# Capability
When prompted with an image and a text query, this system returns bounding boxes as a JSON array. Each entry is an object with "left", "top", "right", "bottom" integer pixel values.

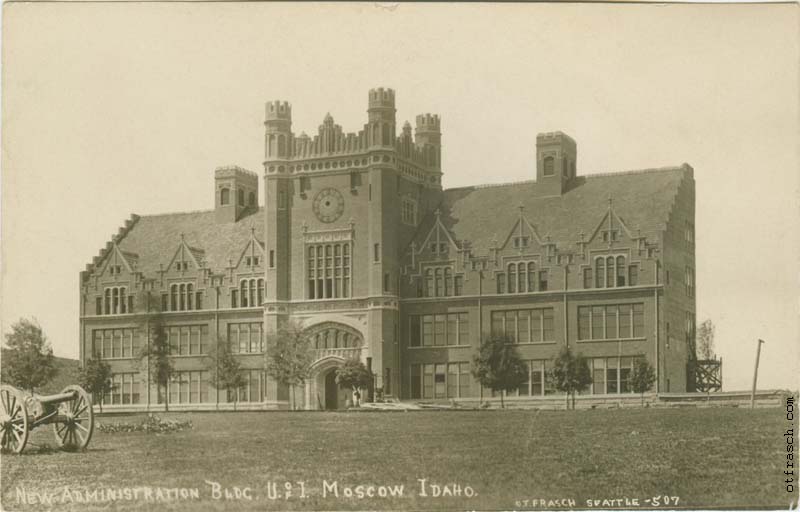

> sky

[{"left": 2, "top": 2, "right": 798, "bottom": 392}]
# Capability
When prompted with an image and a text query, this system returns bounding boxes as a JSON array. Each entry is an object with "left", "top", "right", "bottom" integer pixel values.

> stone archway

[{"left": 302, "top": 321, "right": 365, "bottom": 410}]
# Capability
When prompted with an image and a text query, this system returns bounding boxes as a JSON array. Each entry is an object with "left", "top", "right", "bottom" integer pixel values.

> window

[
  {"left": 227, "top": 370, "right": 267, "bottom": 403},
  {"left": 383, "top": 273, "right": 391, "bottom": 293},
  {"left": 166, "top": 325, "right": 208, "bottom": 355},
  {"left": 220, "top": 188, "right": 230, "bottom": 205},
  {"left": 307, "top": 243, "right": 350, "bottom": 299},
  {"left": 409, "top": 362, "right": 471, "bottom": 399},
  {"left": 685, "top": 311, "right": 696, "bottom": 350},
  {"left": 490, "top": 308, "right": 554, "bottom": 343},
  {"left": 92, "top": 328, "right": 140, "bottom": 359},
  {"left": 589, "top": 357, "right": 640, "bottom": 394},
  {"left": 167, "top": 283, "right": 200, "bottom": 311},
  {"left": 248, "top": 192, "right": 256, "bottom": 206},
  {"left": 374, "top": 243, "right": 380, "bottom": 262},
  {"left": 409, "top": 313, "right": 469, "bottom": 347},
  {"left": 685, "top": 266, "right": 695, "bottom": 298},
  {"left": 629, "top": 265, "right": 639, "bottom": 286},
  {"left": 577, "top": 303, "right": 645, "bottom": 340},
  {"left": 269, "top": 250, "right": 275, "bottom": 268},
  {"left": 401, "top": 198, "right": 418, "bottom": 226},
  {"left": 593, "top": 255, "right": 629, "bottom": 288},
  {"left": 101, "top": 373, "right": 141, "bottom": 405},
  {"left": 538, "top": 270, "right": 548, "bottom": 291},
  {"left": 423, "top": 266, "right": 460, "bottom": 297},
  {"left": 169, "top": 371, "right": 210, "bottom": 404},
  {"left": 228, "top": 322, "right": 265, "bottom": 354},
  {"left": 583, "top": 268, "right": 593, "bottom": 289},
  {"left": 233, "top": 278, "right": 264, "bottom": 307},
  {"left": 685, "top": 221, "right": 695, "bottom": 246},
  {"left": 238, "top": 189, "right": 245, "bottom": 206},
  {"left": 507, "top": 360, "right": 554, "bottom": 397},
  {"left": 513, "top": 236, "right": 529, "bottom": 248},
  {"left": 543, "top": 156, "right": 555, "bottom": 176},
  {"left": 496, "top": 273, "right": 506, "bottom": 294},
  {"left": 278, "top": 191, "right": 287, "bottom": 209},
  {"left": 100, "top": 286, "right": 129, "bottom": 315}
]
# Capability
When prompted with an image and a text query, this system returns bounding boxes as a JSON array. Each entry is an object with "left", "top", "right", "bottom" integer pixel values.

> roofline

[{"left": 443, "top": 164, "right": 691, "bottom": 193}]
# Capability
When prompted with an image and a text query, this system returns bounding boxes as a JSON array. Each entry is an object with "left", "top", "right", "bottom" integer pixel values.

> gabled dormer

[
  {"left": 499, "top": 207, "right": 546, "bottom": 254},
  {"left": 165, "top": 236, "right": 205, "bottom": 275},
  {"left": 233, "top": 230, "right": 266, "bottom": 273},
  {"left": 417, "top": 209, "right": 459, "bottom": 261}
]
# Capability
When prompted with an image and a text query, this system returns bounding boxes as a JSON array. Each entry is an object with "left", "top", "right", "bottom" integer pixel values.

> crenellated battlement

[
  {"left": 415, "top": 113, "right": 441, "bottom": 132},
  {"left": 368, "top": 88, "right": 395, "bottom": 109},
  {"left": 265, "top": 101, "right": 292, "bottom": 121}
]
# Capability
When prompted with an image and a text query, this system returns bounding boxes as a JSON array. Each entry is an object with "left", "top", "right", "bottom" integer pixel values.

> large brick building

[{"left": 79, "top": 88, "right": 696, "bottom": 410}]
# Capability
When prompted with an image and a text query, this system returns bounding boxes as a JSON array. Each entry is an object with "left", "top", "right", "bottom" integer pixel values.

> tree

[
  {"left": 265, "top": 320, "right": 313, "bottom": 411},
  {"left": 2, "top": 318, "right": 58, "bottom": 394},
  {"left": 471, "top": 332, "right": 529, "bottom": 408},
  {"left": 548, "top": 347, "right": 592, "bottom": 410},
  {"left": 335, "top": 359, "right": 373, "bottom": 408},
  {"left": 696, "top": 319, "right": 715, "bottom": 360},
  {"left": 135, "top": 291, "right": 174, "bottom": 411},
  {"left": 206, "top": 336, "right": 246, "bottom": 410},
  {"left": 78, "top": 358, "right": 113, "bottom": 412},
  {"left": 630, "top": 357, "right": 656, "bottom": 406}
]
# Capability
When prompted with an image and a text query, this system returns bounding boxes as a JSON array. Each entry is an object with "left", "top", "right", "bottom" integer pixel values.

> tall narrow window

[
  {"left": 527, "top": 262, "right": 536, "bottom": 292},
  {"left": 616, "top": 256, "right": 626, "bottom": 286},
  {"left": 518, "top": 263, "right": 526, "bottom": 293},
  {"left": 497, "top": 273, "right": 506, "bottom": 294},
  {"left": 373, "top": 243, "right": 380, "bottom": 262},
  {"left": 220, "top": 188, "right": 230, "bottom": 205},
  {"left": 425, "top": 269, "right": 434, "bottom": 298},
  {"left": 434, "top": 268, "right": 443, "bottom": 297},
  {"left": 606, "top": 256, "right": 614, "bottom": 289},
  {"left": 508, "top": 264, "right": 516, "bottom": 293},
  {"left": 629, "top": 265, "right": 639, "bottom": 286},
  {"left": 444, "top": 268, "right": 452, "bottom": 296},
  {"left": 539, "top": 270, "right": 548, "bottom": 291},
  {"left": 596, "top": 258, "right": 605, "bottom": 288},
  {"left": 543, "top": 156, "right": 555, "bottom": 176},
  {"left": 454, "top": 276, "right": 464, "bottom": 296},
  {"left": 583, "top": 268, "right": 593, "bottom": 289},
  {"left": 170, "top": 284, "right": 178, "bottom": 311}
]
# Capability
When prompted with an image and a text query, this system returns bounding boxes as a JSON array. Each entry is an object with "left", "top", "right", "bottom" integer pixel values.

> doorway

[{"left": 324, "top": 370, "right": 339, "bottom": 410}]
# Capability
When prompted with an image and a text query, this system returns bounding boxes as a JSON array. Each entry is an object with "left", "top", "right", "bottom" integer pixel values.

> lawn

[{"left": 0, "top": 407, "right": 794, "bottom": 511}]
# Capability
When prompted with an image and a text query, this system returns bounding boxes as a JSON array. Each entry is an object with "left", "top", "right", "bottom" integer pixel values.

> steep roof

[
  {"left": 115, "top": 208, "right": 264, "bottom": 275},
  {"left": 427, "top": 166, "right": 690, "bottom": 256}
]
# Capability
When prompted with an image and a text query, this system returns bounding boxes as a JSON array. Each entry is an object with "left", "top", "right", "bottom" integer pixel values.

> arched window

[
  {"left": 508, "top": 264, "right": 517, "bottom": 293},
  {"left": 112, "top": 288, "right": 119, "bottom": 314},
  {"left": 240, "top": 280, "right": 248, "bottom": 307},
  {"left": 187, "top": 284, "right": 194, "bottom": 310},
  {"left": 527, "top": 262, "right": 537, "bottom": 292},
  {"left": 220, "top": 188, "right": 230, "bottom": 205},
  {"left": 238, "top": 189, "right": 245, "bottom": 206},
  {"left": 616, "top": 256, "right": 626, "bottom": 287},
  {"left": 543, "top": 156, "right": 555, "bottom": 176},
  {"left": 595, "top": 258, "right": 605, "bottom": 288},
  {"left": 170, "top": 284, "right": 178, "bottom": 311},
  {"left": 179, "top": 284, "right": 186, "bottom": 311},
  {"left": 104, "top": 289, "right": 111, "bottom": 315},
  {"left": 425, "top": 269, "right": 434, "bottom": 297},
  {"left": 434, "top": 268, "right": 443, "bottom": 297},
  {"left": 119, "top": 287, "right": 127, "bottom": 314},
  {"left": 249, "top": 279, "right": 256, "bottom": 308},
  {"left": 444, "top": 268, "right": 452, "bottom": 296},
  {"left": 257, "top": 279, "right": 264, "bottom": 305},
  {"left": 248, "top": 192, "right": 256, "bottom": 206},
  {"left": 518, "top": 263, "right": 526, "bottom": 293},
  {"left": 606, "top": 256, "right": 614, "bottom": 289}
]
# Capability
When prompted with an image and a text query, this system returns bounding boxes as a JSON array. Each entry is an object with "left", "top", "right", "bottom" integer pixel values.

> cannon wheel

[
  {"left": 52, "top": 385, "right": 93, "bottom": 451},
  {"left": 0, "top": 385, "right": 29, "bottom": 454}
]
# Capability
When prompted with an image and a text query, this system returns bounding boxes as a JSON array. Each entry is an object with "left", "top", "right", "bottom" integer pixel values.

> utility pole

[{"left": 750, "top": 339, "right": 765, "bottom": 409}]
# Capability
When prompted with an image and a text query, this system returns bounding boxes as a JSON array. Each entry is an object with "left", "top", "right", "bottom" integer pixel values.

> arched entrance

[{"left": 302, "top": 321, "right": 365, "bottom": 410}]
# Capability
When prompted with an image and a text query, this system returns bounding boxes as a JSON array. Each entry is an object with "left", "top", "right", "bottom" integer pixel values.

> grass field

[{"left": 0, "top": 407, "right": 795, "bottom": 511}]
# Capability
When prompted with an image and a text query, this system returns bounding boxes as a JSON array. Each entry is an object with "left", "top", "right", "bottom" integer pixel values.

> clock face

[{"left": 312, "top": 188, "right": 345, "bottom": 223}]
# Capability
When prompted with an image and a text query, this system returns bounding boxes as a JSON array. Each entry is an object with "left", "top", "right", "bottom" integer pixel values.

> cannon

[{"left": 0, "top": 384, "right": 94, "bottom": 454}]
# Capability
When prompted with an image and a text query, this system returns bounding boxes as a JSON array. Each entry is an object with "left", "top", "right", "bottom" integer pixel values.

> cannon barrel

[{"left": 36, "top": 390, "right": 79, "bottom": 405}]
